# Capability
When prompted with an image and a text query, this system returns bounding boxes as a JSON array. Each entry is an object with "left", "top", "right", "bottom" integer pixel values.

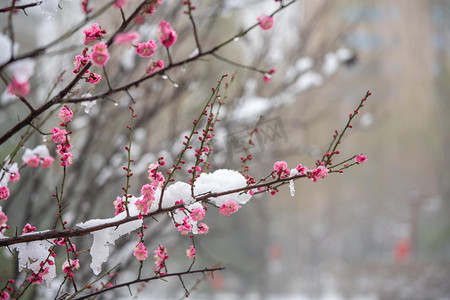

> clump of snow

[
  {"left": 77, "top": 197, "right": 143, "bottom": 275},
  {"left": 41, "top": 0, "right": 59, "bottom": 18},
  {"left": 336, "top": 47, "right": 354, "bottom": 62},
  {"left": 159, "top": 181, "right": 194, "bottom": 209},
  {"left": 322, "top": 52, "right": 339, "bottom": 76},
  {"left": 194, "top": 169, "right": 251, "bottom": 206},
  {"left": 287, "top": 71, "right": 323, "bottom": 94},
  {"left": 0, "top": 34, "right": 16, "bottom": 65},
  {"left": 10, "top": 237, "right": 56, "bottom": 287},
  {"left": 296, "top": 57, "right": 314, "bottom": 72}
]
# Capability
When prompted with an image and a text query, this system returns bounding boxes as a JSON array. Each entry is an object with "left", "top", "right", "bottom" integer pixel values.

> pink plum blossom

[
  {"left": 178, "top": 217, "right": 192, "bottom": 235},
  {"left": 296, "top": 164, "right": 308, "bottom": 175},
  {"left": 0, "top": 186, "right": 9, "bottom": 201},
  {"left": 83, "top": 23, "right": 106, "bottom": 45},
  {"left": 29, "top": 267, "right": 49, "bottom": 285},
  {"left": 186, "top": 245, "right": 195, "bottom": 258},
  {"left": 22, "top": 223, "right": 36, "bottom": 234},
  {"left": 86, "top": 72, "right": 102, "bottom": 84},
  {"left": 135, "top": 197, "right": 150, "bottom": 215},
  {"left": 61, "top": 152, "right": 73, "bottom": 166},
  {"left": 7, "top": 76, "right": 30, "bottom": 97},
  {"left": 114, "top": 196, "right": 125, "bottom": 215},
  {"left": 114, "top": 0, "right": 127, "bottom": 8},
  {"left": 258, "top": 15, "right": 274, "bottom": 30},
  {"left": 41, "top": 157, "right": 55, "bottom": 168},
  {"left": 9, "top": 172, "right": 20, "bottom": 183},
  {"left": 58, "top": 106, "right": 73, "bottom": 123},
  {"left": 0, "top": 291, "right": 9, "bottom": 300},
  {"left": 263, "top": 68, "right": 276, "bottom": 82},
  {"left": 197, "top": 222, "right": 209, "bottom": 234},
  {"left": 0, "top": 211, "right": 8, "bottom": 225},
  {"left": 219, "top": 201, "right": 241, "bottom": 216},
  {"left": 134, "top": 242, "right": 148, "bottom": 261},
  {"left": 146, "top": 59, "right": 164, "bottom": 74},
  {"left": 355, "top": 154, "right": 367, "bottom": 163},
  {"left": 154, "top": 245, "right": 168, "bottom": 272},
  {"left": 135, "top": 40, "right": 157, "bottom": 57},
  {"left": 113, "top": 31, "right": 140, "bottom": 45},
  {"left": 158, "top": 21, "right": 177, "bottom": 48},
  {"left": 190, "top": 206, "right": 205, "bottom": 221},
  {"left": 308, "top": 166, "right": 329, "bottom": 182},
  {"left": 62, "top": 259, "right": 80, "bottom": 278},
  {"left": 91, "top": 42, "right": 110, "bottom": 66},
  {"left": 274, "top": 161, "right": 290, "bottom": 178},
  {"left": 51, "top": 127, "right": 68, "bottom": 144},
  {"left": 26, "top": 156, "right": 40, "bottom": 167},
  {"left": 73, "top": 49, "right": 90, "bottom": 74}
]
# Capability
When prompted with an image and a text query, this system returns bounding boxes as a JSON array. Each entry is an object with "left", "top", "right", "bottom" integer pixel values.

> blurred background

[{"left": 1, "top": 0, "right": 449, "bottom": 299}]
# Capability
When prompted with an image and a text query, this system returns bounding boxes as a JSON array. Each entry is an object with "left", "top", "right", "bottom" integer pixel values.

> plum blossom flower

[
  {"left": 0, "top": 211, "right": 8, "bottom": 226},
  {"left": 62, "top": 259, "right": 80, "bottom": 277},
  {"left": 135, "top": 40, "right": 157, "bottom": 57},
  {"left": 83, "top": 23, "right": 106, "bottom": 45},
  {"left": 263, "top": 68, "right": 276, "bottom": 82},
  {"left": 91, "top": 42, "right": 110, "bottom": 66},
  {"left": 197, "top": 222, "right": 209, "bottom": 234},
  {"left": 158, "top": 21, "right": 177, "bottom": 48},
  {"left": 355, "top": 154, "right": 367, "bottom": 163},
  {"left": 58, "top": 106, "right": 73, "bottom": 123},
  {"left": 308, "top": 166, "right": 329, "bottom": 182},
  {"left": 0, "top": 291, "right": 9, "bottom": 300},
  {"left": 114, "top": 196, "right": 125, "bottom": 215},
  {"left": 154, "top": 245, "right": 168, "bottom": 273},
  {"left": 28, "top": 267, "right": 49, "bottom": 285},
  {"left": 0, "top": 187, "right": 10, "bottom": 201},
  {"left": 190, "top": 206, "right": 205, "bottom": 221},
  {"left": 135, "top": 197, "right": 150, "bottom": 215},
  {"left": 186, "top": 245, "right": 195, "bottom": 258},
  {"left": 73, "top": 48, "right": 91, "bottom": 74},
  {"left": 219, "top": 201, "right": 241, "bottom": 216},
  {"left": 41, "top": 157, "right": 55, "bottom": 168},
  {"left": 25, "top": 155, "right": 40, "bottom": 167},
  {"left": 274, "top": 161, "right": 290, "bottom": 178},
  {"left": 7, "top": 77, "right": 30, "bottom": 97},
  {"left": 9, "top": 172, "right": 20, "bottom": 183},
  {"left": 258, "top": 15, "right": 274, "bottom": 30},
  {"left": 5, "top": 59, "right": 35, "bottom": 98},
  {"left": 51, "top": 127, "right": 68, "bottom": 144},
  {"left": 86, "top": 72, "right": 102, "bottom": 84},
  {"left": 142, "top": 0, "right": 162, "bottom": 14},
  {"left": 134, "top": 242, "right": 148, "bottom": 261},
  {"left": 296, "top": 164, "right": 308, "bottom": 175},
  {"left": 22, "top": 223, "right": 36, "bottom": 234},
  {"left": 146, "top": 59, "right": 164, "bottom": 74},
  {"left": 113, "top": 31, "right": 140, "bottom": 45},
  {"left": 178, "top": 217, "right": 192, "bottom": 235},
  {"left": 114, "top": 0, "right": 127, "bottom": 8}
]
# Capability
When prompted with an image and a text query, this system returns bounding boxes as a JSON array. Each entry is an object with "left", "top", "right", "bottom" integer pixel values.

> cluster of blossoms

[
  {"left": 62, "top": 259, "right": 80, "bottom": 279},
  {"left": 0, "top": 279, "right": 14, "bottom": 300},
  {"left": 21, "top": 145, "right": 54, "bottom": 168},
  {"left": 153, "top": 245, "right": 169, "bottom": 275},
  {"left": 133, "top": 242, "right": 148, "bottom": 261},
  {"left": 51, "top": 106, "right": 74, "bottom": 166}
]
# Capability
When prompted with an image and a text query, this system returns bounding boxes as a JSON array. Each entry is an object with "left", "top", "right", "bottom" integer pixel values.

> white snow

[
  {"left": 194, "top": 169, "right": 251, "bottom": 206},
  {"left": 10, "top": 236, "right": 56, "bottom": 287},
  {"left": 76, "top": 197, "right": 143, "bottom": 275},
  {"left": 322, "top": 52, "right": 339, "bottom": 76}
]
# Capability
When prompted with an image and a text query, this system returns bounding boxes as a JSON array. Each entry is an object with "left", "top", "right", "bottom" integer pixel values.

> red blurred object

[{"left": 394, "top": 238, "right": 411, "bottom": 263}]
